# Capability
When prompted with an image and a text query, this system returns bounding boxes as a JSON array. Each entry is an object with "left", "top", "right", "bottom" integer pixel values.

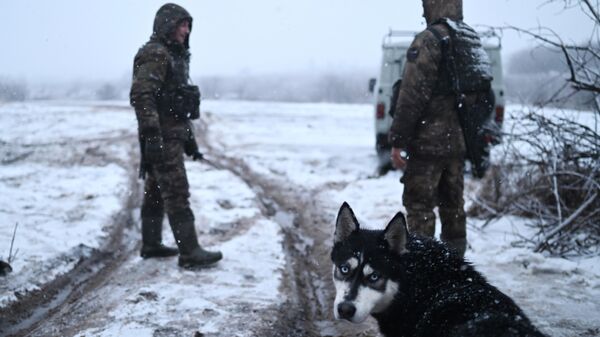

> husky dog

[{"left": 331, "top": 202, "right": 546, "bottom": 337}]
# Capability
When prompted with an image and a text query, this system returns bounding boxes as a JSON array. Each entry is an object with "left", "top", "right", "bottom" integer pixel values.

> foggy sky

[{"left": 0, "top": 0, "right": 595, "bottom": 82}]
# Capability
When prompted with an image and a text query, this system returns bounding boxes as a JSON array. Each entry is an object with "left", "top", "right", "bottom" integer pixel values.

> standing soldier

[
  {"left": 130, "top": 3, "right": 222, "bottom": 268},
  {"left": 389, "top": 0, "right": 493, "bottom": 257}
]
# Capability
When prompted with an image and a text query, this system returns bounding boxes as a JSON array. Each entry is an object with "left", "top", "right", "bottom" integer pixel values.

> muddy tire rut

[
  {"left": 198, "top": 126, "right": 378, "bottom": 337},
  {"left": 0, "top": 141, "right": 142, "bottom": 337}
]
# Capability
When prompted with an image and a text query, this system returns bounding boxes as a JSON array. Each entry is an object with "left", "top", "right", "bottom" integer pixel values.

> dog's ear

[
  {"left": 334, "top": 202, "right": 360, "bottom": 244},
  {"left": 384, "top": 211, "right": 408, "bottom": 254}
]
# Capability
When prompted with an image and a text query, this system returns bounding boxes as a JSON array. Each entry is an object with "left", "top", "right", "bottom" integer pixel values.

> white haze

[{"left": 0, "top": 0, "right": 595, "bottom": 82}]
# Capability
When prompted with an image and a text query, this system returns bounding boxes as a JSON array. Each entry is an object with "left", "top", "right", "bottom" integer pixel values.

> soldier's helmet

[
  {"left": 422, "top": 0, "right": 463, "bottom": 24},
  {"left": 152, "top": 3, "right": 193, "bottom": 48}
]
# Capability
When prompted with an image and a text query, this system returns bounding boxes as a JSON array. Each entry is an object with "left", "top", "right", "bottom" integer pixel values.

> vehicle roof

[
  {"left": 382, "top": 29, "right": 501, "bottom": 50},
  {"left": 383, "top": 41, "right": 501, "bottom": 50}
]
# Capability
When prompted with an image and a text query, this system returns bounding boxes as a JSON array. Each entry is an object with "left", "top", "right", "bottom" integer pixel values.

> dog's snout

[{"left": 337, "top": 302, "right": 356, "bottom": 320}]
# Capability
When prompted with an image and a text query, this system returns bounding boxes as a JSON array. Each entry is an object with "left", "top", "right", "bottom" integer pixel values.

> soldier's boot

[
  {"left": 168, "top": 209, "right": 223, "bottom": 269},
  {"left": 140, "top": 216, "right": 179, "bottom": 259},
  {"left": 406, "top": 209, "right": 436, "bottom": 237},
  {"left": 439, "top": 208, "right": 467, "bottom": 258}
]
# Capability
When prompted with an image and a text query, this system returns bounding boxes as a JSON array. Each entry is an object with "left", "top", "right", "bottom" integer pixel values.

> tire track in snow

[
  {"left": 0, "top": 141, "right": 141, "bottom": 337},
  {"left": 198, "top": 122, "right": 378, "bottom": 337}
]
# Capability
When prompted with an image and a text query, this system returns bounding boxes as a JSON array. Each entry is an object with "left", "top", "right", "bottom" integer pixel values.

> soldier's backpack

[{"left": 428, "top": 19, "right": 499, "bottom": 178}]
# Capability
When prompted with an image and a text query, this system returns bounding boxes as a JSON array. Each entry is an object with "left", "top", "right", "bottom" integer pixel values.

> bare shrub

[
  {"left": 471, "top": 0, "right": 600, "bottom": 256},
  {"left": 471, "top": 110, "right": 600, "bottom": 256}
]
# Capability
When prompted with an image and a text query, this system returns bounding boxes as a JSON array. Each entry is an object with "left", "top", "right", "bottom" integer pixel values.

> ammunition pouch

[{"left": 158, "top": 85, "right": 201, "bottom": 120}]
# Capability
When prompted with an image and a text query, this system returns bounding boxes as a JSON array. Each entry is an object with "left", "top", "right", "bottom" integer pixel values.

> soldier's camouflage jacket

[
  {"left": 389, "top": 0, "right": 466, "bottom": 159},
  {"left": 130, "top": 3, "right": 194, "bottom": 141}
]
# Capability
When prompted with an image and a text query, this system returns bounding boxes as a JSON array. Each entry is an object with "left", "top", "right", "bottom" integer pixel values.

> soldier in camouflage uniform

[
  {"left": 130, "top": 3, "right": 222, "bottom": 268},
  {"left": 389, "top": 0, "right": 485, "bottom": 257}
]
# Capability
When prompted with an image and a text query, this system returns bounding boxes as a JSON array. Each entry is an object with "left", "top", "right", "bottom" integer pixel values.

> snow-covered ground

[
  {"left": 0, "top": 101, "right": 286, "bottom": 336},
  {"left": 1, "top": 100, "right": 599, "bottom": 336},
  {"left": 70, "top": 164, "right": 286, "bottom": 337},
  {"left": 0, "top": 101, "right": 132, "bottom": 306}
]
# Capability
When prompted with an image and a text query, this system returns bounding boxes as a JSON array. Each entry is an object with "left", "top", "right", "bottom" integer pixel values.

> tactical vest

[
  {"left": 431, "top": 19, "right": 493, "bottom": 95},
  {"left": 164, "top": 44, "right": 191, "bottom": 91},
  {"left": 155, "top": 42, "right": 200, "bottom": 120}
]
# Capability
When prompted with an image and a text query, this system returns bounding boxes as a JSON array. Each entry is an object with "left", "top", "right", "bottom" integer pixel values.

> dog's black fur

[{"left": 331, "top": 203, "right": 547, "bottom": 337}]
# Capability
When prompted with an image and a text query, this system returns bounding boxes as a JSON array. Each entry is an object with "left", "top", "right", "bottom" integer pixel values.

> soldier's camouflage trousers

[
  {"left": 141, "top": 138, "right": 191, "bottom": 221},
  {"left": 401, "top": 157, "right": 467, "bottom": 251}
]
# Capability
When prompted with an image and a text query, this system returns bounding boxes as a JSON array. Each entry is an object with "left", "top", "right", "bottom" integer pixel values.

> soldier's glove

[
  {"left": 192, "top": 151, "right": 204, "bottom": 161},
  {"left": 184, "top": 143, "right": 204, "bottom": 161},
  {"left": 184, "top": 137, "right": 204, "bottom": 161},
  {"left": 143, "top": 129, "right": 164, "bottom": 164}
]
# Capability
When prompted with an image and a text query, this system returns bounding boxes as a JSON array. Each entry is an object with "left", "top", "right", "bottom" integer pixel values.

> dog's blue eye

[
  {"left": 369, "top": 273, "right": 380, "bottom": 282},
  {"left": 340, "top": 265, "right": 350, "bottom": 275}
]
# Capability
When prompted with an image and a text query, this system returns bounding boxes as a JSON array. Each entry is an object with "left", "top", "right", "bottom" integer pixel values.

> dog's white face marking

[
  {"left": 333, "top": 256, "right": 360, "bottom": 320},
  {"left": 333, "top": 260, "right": 400, "bottom": 323},
  {"left": 348, "top": 257, "right": 359, "bottom": 269},
  {"left": 333, "top": 256, "right": 360, "bottom": 281},
  {"left": 333, "top": 271, "right": 350, "bottom": 320},
  {"left": 349, "top": 277, "right": 399, "bottom": 323},
  {"left": 370, "top": 279, "right": 399, "bottom": 314},
  {"left": 352, "top": 287, "right": 383, "bottom": 322}
]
